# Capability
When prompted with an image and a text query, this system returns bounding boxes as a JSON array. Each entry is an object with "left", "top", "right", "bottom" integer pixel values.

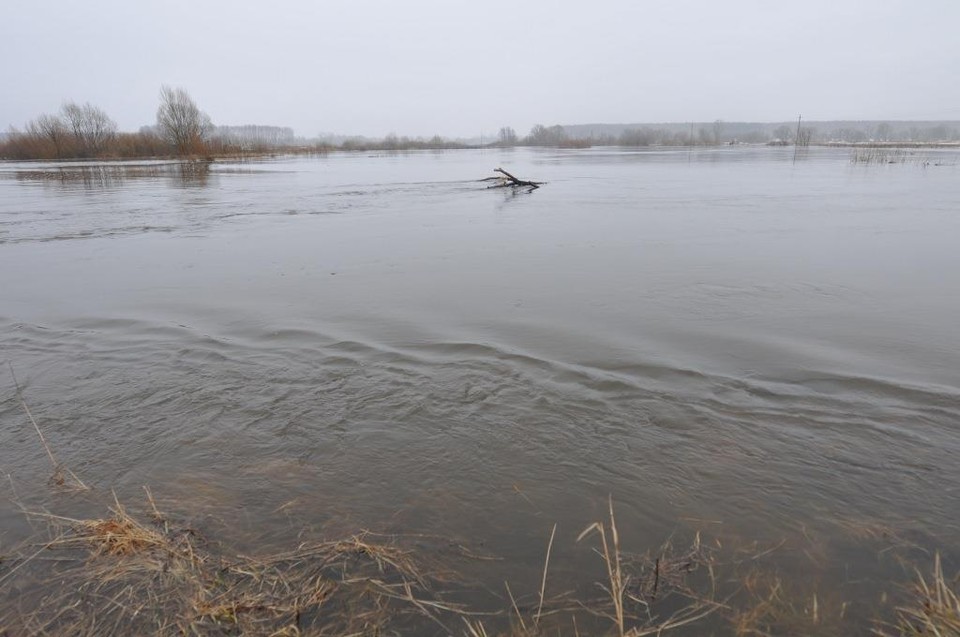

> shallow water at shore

[{"left": 1, "top": 147, "right": 959, "bottom": 632}]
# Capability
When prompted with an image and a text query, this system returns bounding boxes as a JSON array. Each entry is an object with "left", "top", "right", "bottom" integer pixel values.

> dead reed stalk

[
  {"left": 536, "top": 523, "right": 557, "bottom": 626},
  {"left": 883, "top": 553, "right": 960, "bottom": 636},
  {"left": 7, "top": 363, "right": 88, "bottom": 490},
  {"left": 577, "top": 496, "right": 627, "bottom": 636}
]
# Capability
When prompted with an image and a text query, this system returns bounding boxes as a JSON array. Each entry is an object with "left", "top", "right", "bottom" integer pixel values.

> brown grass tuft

[
  {"left": 884, "top": 553, "right": 960, "bottom": 637},
  {"left": 75, "top": 500, "right": 166, "bottom": 557}
]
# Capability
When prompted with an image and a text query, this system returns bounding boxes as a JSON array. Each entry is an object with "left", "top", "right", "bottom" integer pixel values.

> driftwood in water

[{"left": 481, "top": 167, "right": 544, "bottom": 191}]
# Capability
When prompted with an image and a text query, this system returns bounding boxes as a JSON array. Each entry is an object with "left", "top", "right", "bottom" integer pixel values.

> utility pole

[{"left": 793, "top": 114, "right": 802, "bottom": 163}]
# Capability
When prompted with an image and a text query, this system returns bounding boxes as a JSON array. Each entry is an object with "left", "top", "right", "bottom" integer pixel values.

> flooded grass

[
  {"left": 850, "top": 147, "right": 921, "bottom": 165},
  {"left": 848, "top": 146, "right": 956, "bottom": 166},
  {"left": 1, "top": 478, "right": 957, "bottom": 635},
  {"left": 882, "top": 553, "right": 960, "bottom": 637},
  {"left": 5, "top": 492, "right": 456, "bottom": 634}
]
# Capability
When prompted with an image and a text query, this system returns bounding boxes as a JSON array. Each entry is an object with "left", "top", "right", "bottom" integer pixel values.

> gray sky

[{"left": 3, "top": 0, "right": 959, "bottom": 138}]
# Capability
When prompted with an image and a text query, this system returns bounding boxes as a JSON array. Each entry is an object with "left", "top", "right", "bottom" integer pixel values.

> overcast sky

[{"left": 3, "top": 0, "right": 959, "bottom": 138}]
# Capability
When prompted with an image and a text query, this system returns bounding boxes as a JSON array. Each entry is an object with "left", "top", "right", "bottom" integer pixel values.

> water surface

[{"left": 1, "top": 147, "right": 958, "bottom": 632}]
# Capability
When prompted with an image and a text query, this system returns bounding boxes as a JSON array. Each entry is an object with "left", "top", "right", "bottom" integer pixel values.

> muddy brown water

[{"left": 1, "top": 147, "right": 959, "bottom": 633}]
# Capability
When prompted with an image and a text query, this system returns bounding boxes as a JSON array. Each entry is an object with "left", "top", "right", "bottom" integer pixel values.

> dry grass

[
  {"left": 850, "top": 147, "right": 935, "bottom": 165},
  {"left": 461, "top": 498, "right": 723, "bottom": 637},
  {"left": 879, "top": 553, "right": 960, "bottom": 637},
  {"left": 575, "top": 499, "right": 722, "bottom": 636},
  {"left": 851, "top": 147, "right": 907, "bottom": 164},
  {"left": 1, "top": 489, "right": 957, "bottom": 636},
  {"left": 1, "top": 492, "right": 467, "bottom": 636},
  {"left": 2, "top": 491, "right": 733, "bottom": 636},
  {"left": 730, "top": 571, "right": 832, "bottom": 636},
  {"left": 577, "top": 497, "right": 628, "bottom": 635}
]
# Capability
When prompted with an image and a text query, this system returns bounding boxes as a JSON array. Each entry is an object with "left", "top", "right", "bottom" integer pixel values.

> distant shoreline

[{"left": 3, "top": 141, "right": 960, "bottom": 164}]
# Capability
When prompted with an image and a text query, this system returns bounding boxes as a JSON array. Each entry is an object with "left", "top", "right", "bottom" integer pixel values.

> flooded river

[{"left": 1, "top": 147, "right": 959, "bottom": 633}]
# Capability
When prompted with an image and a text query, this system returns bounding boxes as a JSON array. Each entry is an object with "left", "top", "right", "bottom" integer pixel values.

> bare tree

[
  {"left": 875, "top": 122, "right": 892, "bottom": 142},
  {"left": 62, "top": 101, "right": 117, "bottom": 157},
  {"left": 712, "top": 119, "right": 724, "bottom": 145},
  {"left": 212, "top": 125, "right": 295, "bottom": 150},
  {"left": 772, "top": 125, "right": 793, "bottom": 143},
  {"left": 497, "top": 126, "right": 518, "bottom": 147},
  {"left": 526, "top": 124, "right": 567, "bottom": 146},
  {"left": 619, "top": 128, "right": 654, "bottom": 146},
  {"left": 25, "top": 113, "right": 71, "bottom": 158},
  {"left": 156, "top": 86, "right": 212, "bottom": 155}
]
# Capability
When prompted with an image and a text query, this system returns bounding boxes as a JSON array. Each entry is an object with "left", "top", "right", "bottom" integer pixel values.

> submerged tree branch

[{"left": 482, "top": 167, "right": 544, "bottom": 191}]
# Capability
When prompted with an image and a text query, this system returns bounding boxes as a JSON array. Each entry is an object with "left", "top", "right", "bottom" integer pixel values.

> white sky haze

[{"left": 2, "top": 0, "right": 959, "bottom": 137}]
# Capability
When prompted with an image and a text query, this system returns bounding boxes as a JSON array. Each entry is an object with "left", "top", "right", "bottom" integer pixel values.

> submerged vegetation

[
  {"left": 846, "top": 147, "right": 958, "bottom": 166},
  {"left": 2, "top": 373, "right": 959, "bottom": 635},
  {"left": 5, "top": 493, "right": 454, "bottom": 635},
  {"left": 4, "top": 483, "right": 959, "bottom": 635}
]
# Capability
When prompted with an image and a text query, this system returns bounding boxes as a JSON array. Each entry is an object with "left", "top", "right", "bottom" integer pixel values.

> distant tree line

[
  {"left": 1, "top": 84, "right": 474, "bottom": 158},
  {"left": 5, "top": 99, "right": 960, "bottom": 160},
  {"left": 490, "top": 124, "right": 590, "bottom": 148},
  {"left": 492, "top": 121, "right": 734, "bottom": 148},
  {"left": 323, "top": 134, "right": 468, "bottom": 151},
  {"left": 488, "top": 120, "right": 960, "bottom": 148},
  {"left": 562, "top": 121, "right": 960, "bottom": 147},
  {"left": 211, "top": 125, "right": 296, "bottom": 150},
  {"left": 1, "top": 86, "right": 234, "bottom": 160}
]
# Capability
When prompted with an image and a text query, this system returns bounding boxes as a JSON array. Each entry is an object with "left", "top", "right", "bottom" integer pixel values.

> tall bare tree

[
  {"left": 875, "top": 122, "right": 892, "bottom": 141},
  {"left": 26, "top": 113, "right": 70, "bottom": 158},
  {"left": 772, "top": 125, "right": 793, "bottom": 143},
  {"left": 712, "top": 119, "right": 724, "bottom": 145},
  {"left": 156, "top": 86, "right": 212, "bottom": 155},
  {"left": 526, "top": 124, "right": 567, "bottom": 146},
  {"left": 62, "top": 101, "right": 117, "bottom": 157}
]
